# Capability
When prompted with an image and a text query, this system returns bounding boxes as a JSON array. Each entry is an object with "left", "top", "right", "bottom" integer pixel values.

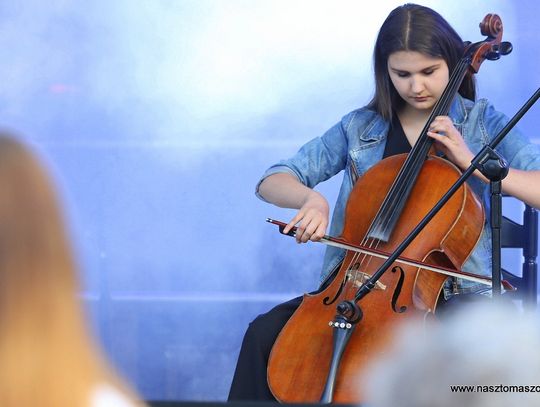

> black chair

[{"left": 501, "top": 202, "right": 538, "bottom": 309}]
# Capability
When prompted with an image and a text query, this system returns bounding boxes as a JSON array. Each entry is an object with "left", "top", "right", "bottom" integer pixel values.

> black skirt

[{"left": 228, "top": 295, "right": 302, "bottom": 401}]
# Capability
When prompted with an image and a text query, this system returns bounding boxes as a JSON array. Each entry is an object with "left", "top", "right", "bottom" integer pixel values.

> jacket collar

[
  {"left": 358, "top": 94, "right": 470, "bottom": 142},
  {"left": 448, "top": 94, "right": 469, "bottom": 125}
]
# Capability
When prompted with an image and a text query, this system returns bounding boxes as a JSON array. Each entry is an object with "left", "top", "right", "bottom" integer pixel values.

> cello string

[
  {"left": 368, "top": 58, "right": 469, "bottom": 244},
  {"left": 344, "top": 44, "right": 477, "bottom": 295},
  {"left": 348, "top": 58, "right": 470, "bottom": 291},
  {"left": 360, "top": 59, "right": 466, "bottom": 248}
]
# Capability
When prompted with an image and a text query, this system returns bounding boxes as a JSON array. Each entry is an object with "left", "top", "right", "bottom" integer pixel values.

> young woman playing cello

[{"left": 229, "top": 3, "right": 540, "bottom": 401}]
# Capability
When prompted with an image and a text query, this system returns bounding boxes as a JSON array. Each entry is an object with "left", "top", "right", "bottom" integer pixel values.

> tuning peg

[
  {"left": 499, "top": 41, "right": 513, "bottom": 55},
  {"left": 485, "top": 52, "right": 500, "bottom": 61}
]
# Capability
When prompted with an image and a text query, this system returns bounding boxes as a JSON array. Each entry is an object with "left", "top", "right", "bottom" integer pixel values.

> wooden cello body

[
  {"left": 267, "top": 154, "right": 484, "bottom": 403},
  {"left": 266, "top": 13, "right": 510, "bottom": 403}
]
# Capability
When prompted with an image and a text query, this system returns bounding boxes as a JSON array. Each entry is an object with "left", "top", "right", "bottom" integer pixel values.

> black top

[{"left": 383, "top": 114, "right": 412, "bottom": 159}]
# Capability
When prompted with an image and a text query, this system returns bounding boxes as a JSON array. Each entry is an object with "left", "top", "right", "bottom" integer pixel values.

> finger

[
  {"left": 296, "top": 225, "right": 312, "bottom": 243},
  {"left": 433, "top": 115, "right": 451, "bottom": 125},
  {"left": 294, "top": 221, "right": 308, "bottom": 243},
  {"left": 429, "top": 117, "right": 444, "bottom": 129},
  {"left": 300, "top": 230, "right": 312, "bottom": 243},
  {"left": 428, "top": 122, "right": 442, "bottom": 134},
  {"left": 304, "top": 220, "right": 323, "bottom": 243},
  {"left": 427, "top": 131, "right": 445, "bottom": 142},
  {"left": 294, "top": 215, "right": 317, "bottom": 243},
  {"left": 299, "top": 219, "right": 320, "bottom": 243},
  {"left": 283, "top": 212, "right": 304, "bottom": 235},
  {"left": 311, "top": 220, "right": 328, "bottom": 241}
]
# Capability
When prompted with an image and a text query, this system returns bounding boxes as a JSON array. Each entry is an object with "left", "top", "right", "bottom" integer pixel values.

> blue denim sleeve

[
  {"left": 255, "top": 115, "right": 350, "bottom": 201},
  {"left": 484, "top": 102, "right": 540, "bottom": 170}
]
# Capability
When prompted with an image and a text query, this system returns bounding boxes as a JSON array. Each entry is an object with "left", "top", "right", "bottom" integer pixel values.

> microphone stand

[
  {"left": 320, "top": 87, "right": 540, "bottom": 402},
  {"left": 481, "top": 149, "right": 509, "bottom": 297}
]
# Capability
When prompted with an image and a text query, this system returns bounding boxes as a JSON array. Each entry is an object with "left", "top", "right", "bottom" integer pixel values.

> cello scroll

[{"left": 467, "top": 14, "right": 512, "bottom": 73}]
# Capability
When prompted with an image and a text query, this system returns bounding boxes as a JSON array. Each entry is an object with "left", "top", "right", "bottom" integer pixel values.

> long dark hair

[{"left": 367, "top": 3, "right": 476, "bottom": 121}]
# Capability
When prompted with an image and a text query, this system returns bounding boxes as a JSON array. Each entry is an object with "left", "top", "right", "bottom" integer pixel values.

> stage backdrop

[{"left": 1, "top": 0, "right": 538, "bottom": 401}]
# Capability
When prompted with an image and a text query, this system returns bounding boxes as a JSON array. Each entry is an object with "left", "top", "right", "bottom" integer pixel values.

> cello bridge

[{"left": 347, "top": 270, "right": 386, "bottom": 290}]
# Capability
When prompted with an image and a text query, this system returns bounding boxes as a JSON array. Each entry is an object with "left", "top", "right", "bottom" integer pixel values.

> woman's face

[{"left": 387, "top": 51, "right": 450, "bottom": 113}]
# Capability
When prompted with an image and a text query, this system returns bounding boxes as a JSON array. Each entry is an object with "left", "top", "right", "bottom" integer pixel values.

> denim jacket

[{"left": 256, "top": 95, "right": 540, "bottom": 296}]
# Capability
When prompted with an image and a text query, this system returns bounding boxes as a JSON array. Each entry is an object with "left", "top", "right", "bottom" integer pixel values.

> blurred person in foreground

[
  {"left": 362, "top": 301, "right": 540, "bottom": 407},
  {"left": 0, "top": 134, "right": 146, "bottom": 406}
]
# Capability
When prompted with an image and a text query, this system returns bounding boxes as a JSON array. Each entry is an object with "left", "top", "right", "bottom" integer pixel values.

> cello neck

[{"left": 367, "top": 57, "right": 470, "bottom": 243}]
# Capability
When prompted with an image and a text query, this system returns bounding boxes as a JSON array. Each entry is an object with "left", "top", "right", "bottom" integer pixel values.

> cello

[{"left": 266, "top": 14, "right": 511, "bottom": 404}]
